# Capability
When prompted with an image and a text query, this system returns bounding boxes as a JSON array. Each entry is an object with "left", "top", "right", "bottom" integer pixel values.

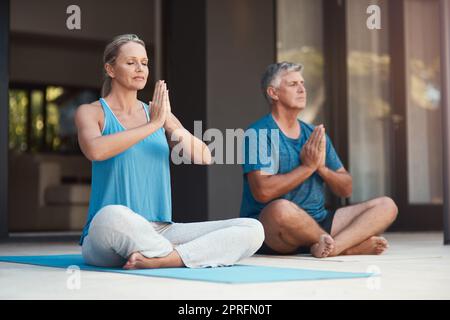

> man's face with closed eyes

[{"left": 270, "top": 71, "right": 307, "bottom": 110}]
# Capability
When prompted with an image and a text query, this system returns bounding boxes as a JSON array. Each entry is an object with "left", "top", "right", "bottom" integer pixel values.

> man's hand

[
  {"left": 300, "top": 124, "right": 325, "bottom": 171},
  {"left": 318, "top": 127, "right": 326, "bottom": 170}
]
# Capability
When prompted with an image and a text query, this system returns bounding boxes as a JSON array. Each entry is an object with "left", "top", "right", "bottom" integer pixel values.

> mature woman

[{"left": 75, "top": 34, "right": 264, "bottom": 269}]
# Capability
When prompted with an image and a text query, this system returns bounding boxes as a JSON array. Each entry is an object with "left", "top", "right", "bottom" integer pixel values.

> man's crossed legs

[{"left": 258, "top": 197, "right": 398, "bottom": 258}]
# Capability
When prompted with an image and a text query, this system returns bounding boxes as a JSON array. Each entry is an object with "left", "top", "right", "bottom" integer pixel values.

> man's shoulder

[
  {"left": 246, "top": 113, "right": 273, "bottom": 131},
  {"left": 300, "top": 120, "right": 315, "bottom": 132}
]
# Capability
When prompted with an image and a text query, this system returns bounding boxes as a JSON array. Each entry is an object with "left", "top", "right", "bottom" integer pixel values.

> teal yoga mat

[{"left": 0, "top": 254, "right": 375, "bottom": 284}]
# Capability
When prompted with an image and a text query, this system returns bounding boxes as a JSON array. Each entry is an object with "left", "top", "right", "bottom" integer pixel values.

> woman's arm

[
  {"left": 164, "top": 112, "right": 212, "bottom": 165},
  {"left": 75, "top": 105, "right": 164, "bottom": 161},
  {"left": 76, "top": 81, "right": 169, "bottom": 161}
]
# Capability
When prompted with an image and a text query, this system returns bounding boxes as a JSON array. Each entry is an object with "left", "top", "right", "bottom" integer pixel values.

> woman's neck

[{"left": 105, "top": 84, "right": 139, "bottom": 115}]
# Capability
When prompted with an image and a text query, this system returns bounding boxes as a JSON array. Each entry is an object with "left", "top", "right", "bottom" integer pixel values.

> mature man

[{"left": 240, "top": 62, "right": 398, "bottom": 258}]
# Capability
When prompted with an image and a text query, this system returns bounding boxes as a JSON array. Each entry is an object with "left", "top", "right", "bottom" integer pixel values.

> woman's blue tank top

[{"left": 80, "top": 98, "right": 172, "bottom": 245}]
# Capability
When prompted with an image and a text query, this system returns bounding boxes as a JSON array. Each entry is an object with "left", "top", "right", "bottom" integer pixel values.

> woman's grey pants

[{"left": 81, "top": 205, "right": 265, "bottom": 268}]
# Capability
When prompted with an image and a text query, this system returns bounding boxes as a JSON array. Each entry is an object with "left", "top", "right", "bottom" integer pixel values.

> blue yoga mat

[{"left": 0, "top": 254, "right": 375, "bottom": 284}]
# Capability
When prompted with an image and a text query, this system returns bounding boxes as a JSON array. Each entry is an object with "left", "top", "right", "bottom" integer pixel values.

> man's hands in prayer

[{"left": 300, "top": 125, "right": 326, "bottom": 171}]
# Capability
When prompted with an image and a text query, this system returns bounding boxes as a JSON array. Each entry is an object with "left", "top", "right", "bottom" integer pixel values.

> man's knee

[
  {"left": 260, "top": 199, "right": 310, "bottom": 231},
  {"left": 375, "top": 196, "right": 398, "bottom": 222}
]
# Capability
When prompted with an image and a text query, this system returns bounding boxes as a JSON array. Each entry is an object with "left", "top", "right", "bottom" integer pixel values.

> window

[
  {"left": 405, "top": 0, "right": 443, "bottom": 204},
  {"left": 276, "top": 0, "right": 325, "bottom": 125},
  {"left": 9, "top": 84, "right": 99, "bottom": 154},
  {"left": 347, "top": 0, "right": 392, "bottom": 203}
]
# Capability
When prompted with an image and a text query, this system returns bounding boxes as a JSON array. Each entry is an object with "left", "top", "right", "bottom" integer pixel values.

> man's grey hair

[{"left": 261, "top": 62, "right": 304, "bottom": 105}]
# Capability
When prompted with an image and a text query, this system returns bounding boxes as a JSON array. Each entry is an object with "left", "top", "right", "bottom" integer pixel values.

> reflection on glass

[
  {"left": 58, "top": 89, "right": 98, "bottom": 153},
  {"left": 347, "top": 0, "right": 392, "bottom": 203},
  {"left": 30, "top": 90, "right": 44, "bottom": 152},
  {"left": 9, "top": 86, "right": 98, "bottom": 154},
  {"left": 46, "top": 86, "right": 64, "bottom": 150},
  {"left": 405, "top": 0, "right": 443, "bottom": 204},
  {"left": 9, "top": 90, "right": 28, "bottom": 152},
  {"left": 277, "top": 0, "right": 325, "bottom": 125}
]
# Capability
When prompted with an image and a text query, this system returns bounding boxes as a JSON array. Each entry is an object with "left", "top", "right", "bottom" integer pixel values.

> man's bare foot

[
  {"left": 310, "top": 234, "right": 335, "bottom": 258},
  {"left": 342, "top": 236, "right": 389, "bottom": 256}
]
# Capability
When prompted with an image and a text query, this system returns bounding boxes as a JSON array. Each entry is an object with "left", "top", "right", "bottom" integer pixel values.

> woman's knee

[
  {"left": 88, "top": 205, "right": 138, "bottom": 251},
  {"left": 91, "top": 205, "right": 135, "bottom": 230},
  {"left": 82, "top": 235, "right": 126, "bottom": 267},
  {"left": 238, "top": 218, "right": 265, "bottom": 252},
  {"left": 96, "top": 204, "right": 131, "bottom": 219}
]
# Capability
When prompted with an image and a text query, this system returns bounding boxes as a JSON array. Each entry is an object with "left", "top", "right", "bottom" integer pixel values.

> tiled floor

[{"left": 1, "top": 232, "right": 449, "bottom": 299}]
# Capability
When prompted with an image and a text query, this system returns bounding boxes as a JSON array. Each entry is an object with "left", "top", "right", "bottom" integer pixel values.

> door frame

[
  {"left": 0, "top": 0, "right": 9, "bottom": 240},
  {"left": 323, "top": 0, "right": 350, "bottom": 210},
  {"left": 440, "top": 0, "right": 450, "bottom": 243}
]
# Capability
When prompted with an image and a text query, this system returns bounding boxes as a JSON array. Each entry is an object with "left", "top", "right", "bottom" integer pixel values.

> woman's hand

[
  {"left": 149, "top": 80, "right": 169, "bottom": 129},
  {"left": 163, "top": 90, "right": 179, "bottom": 132}
]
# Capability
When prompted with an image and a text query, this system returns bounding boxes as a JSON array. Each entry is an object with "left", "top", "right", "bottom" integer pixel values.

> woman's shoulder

[
  {"left": 76, "top": 100, "right": 103, "bottom": 117},
  {"left": 78, "top": 100, "right": 102, "bottom": 110},
  {"left": 75, "top": 100, "right": 104, "bottom": 127}
]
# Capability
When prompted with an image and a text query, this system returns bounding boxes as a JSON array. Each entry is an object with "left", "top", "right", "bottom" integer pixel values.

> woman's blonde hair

[{"left": 101, "top": 34, "right": 146, "bottom": 97}]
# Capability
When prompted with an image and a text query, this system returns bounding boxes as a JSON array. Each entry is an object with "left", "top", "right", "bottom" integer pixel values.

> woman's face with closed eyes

[{"left": 105, "top": 41, "right": 149, "bottom": 91}]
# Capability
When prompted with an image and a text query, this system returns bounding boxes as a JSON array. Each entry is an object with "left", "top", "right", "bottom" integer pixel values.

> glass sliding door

[
  {"left": 277, "top": 0, "right": 445, "bottom": 230},
  {"left": 346, "top": 0, "right": 392, "bottom": 203},
  {"left": 277, "top": 0, "right": 326, "bottom": 125},
  {"left": 405, "top": 0, "right": 443, "bottom": 205}
]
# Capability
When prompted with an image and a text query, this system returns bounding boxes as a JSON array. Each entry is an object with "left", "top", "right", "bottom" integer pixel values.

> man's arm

[
  {"left": 317, "top": 166, "right": 353, "bottom": 198},
  {"left": 247, "top": 165, "right": 315, "bottom": 203},
  {"left": 247, "top": 125, "right": 324, "bottom": 203},
  {"left": 316, "top": 128, "right": 353, "bottom": 198}
]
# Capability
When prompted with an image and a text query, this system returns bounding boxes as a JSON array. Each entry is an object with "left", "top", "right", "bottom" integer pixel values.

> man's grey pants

[{"left": 81, "top": 205, "right": 265, "bottom": 268}]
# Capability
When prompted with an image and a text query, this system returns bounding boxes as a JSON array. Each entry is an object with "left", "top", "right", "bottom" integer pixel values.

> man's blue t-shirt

[{"left": 240, "top": 113, "right": 344, "bottom": 223}]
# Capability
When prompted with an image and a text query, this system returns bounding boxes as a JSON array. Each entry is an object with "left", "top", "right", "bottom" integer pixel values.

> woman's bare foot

[
  {"left": 123, "top": 250, "right": 184, "bottom": 270},
  {"left": 123, "top": 252, "right": 156, "bottom": 270},
  {"left": 342, "top": 236, "right": 389, "bottom": 256},
  {"left": 310, "top": 234, "right": 335, "bottom": 258}
]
